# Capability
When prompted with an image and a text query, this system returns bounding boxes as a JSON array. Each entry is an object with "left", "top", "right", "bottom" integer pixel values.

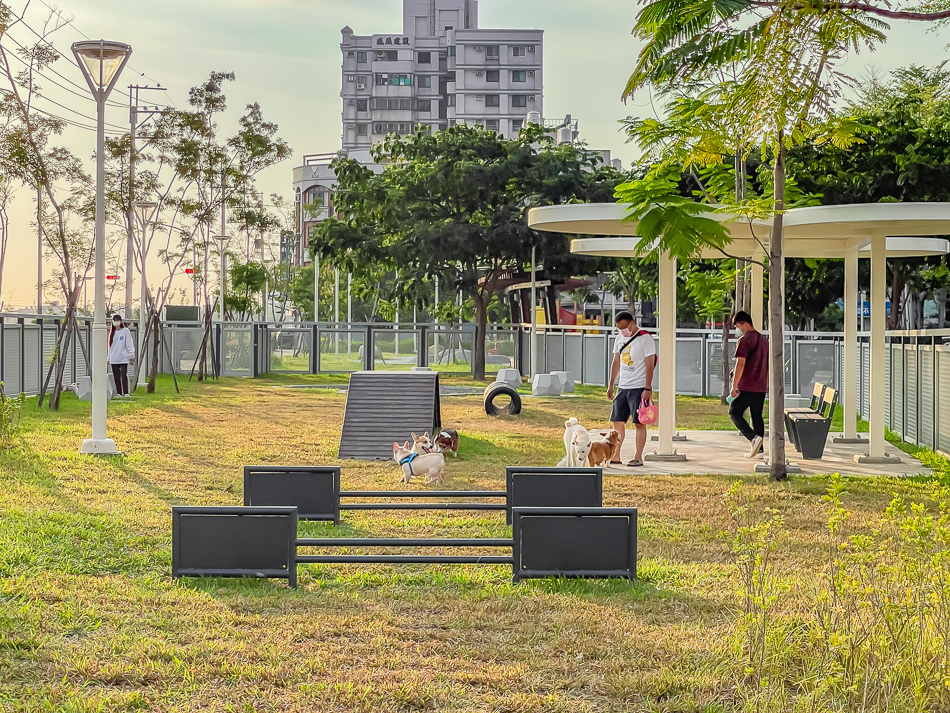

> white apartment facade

[
  {"left": 340, "top": 0, "right": 543, "bottom": 149},
  {"left": 291, "top": 1, "right": 605, "bottom": 264}
]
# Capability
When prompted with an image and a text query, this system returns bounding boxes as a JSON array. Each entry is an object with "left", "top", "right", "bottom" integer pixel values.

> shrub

[{"left": 0, "top": 382, "right": 24, "bottom": 448}]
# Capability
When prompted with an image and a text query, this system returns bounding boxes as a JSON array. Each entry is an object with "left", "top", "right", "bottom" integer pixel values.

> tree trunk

[
  {"left": 721, "top": 315, "right": 732, "bottom": 404},
  {"left": 768, "top": 140, "right": 788, "bottom": 481},
  {"left": 148, "top": 311, "right": 160, "bottom": 394},
  {"left": 473, "top": 292, "right": 488, "bottom": 381}
]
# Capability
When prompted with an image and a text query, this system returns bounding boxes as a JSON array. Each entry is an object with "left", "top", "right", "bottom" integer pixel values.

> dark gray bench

[
  {"left": 787, "top": 387, "right": 838, "bottom": 459},
  {"left": 785, "top": 382, "right": 828, "bottom": 448}
]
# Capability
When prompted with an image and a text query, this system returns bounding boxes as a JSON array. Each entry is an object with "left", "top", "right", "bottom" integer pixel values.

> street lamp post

[
  {"left": 214, "top": 235, "right": 230, "bottom": 323},
  {"left": 73, "top": 39, "right": 132, "bottom": 456},
  {"left": 132, "top": 201, "right": 157, "bottom": 387}
]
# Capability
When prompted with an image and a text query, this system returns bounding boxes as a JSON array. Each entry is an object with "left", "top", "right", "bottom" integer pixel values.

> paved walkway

[{"left": 590, "top": 429, "right": 930, "bottom": 477}]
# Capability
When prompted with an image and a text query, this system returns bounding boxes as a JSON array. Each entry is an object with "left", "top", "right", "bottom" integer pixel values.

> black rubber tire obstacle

[{"left": 484, "top": 382, "right": 522, "bottom": 415}]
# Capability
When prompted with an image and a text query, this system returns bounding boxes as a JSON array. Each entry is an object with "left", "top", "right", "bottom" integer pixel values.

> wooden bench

[{"left": 787, "top": 387, "right": 838, "bottom": 459}]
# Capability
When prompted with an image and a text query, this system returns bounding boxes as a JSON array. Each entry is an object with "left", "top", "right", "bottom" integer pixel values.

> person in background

[
  {"left": 606, "top": 310, "right": 656, "bottom": 467},
  {"left": 729, "top": 310, "right": 769, "bottom": 458},
  {"left": 108, "top": 314, "right": 135, "bottom": 398}
]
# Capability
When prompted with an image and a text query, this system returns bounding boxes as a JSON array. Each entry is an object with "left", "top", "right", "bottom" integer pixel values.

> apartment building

[{"left": 340, "top": 0, "right": 543, "bottom": 149}]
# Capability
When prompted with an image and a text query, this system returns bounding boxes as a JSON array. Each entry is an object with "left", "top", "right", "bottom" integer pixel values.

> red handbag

[{"left": 637, "top": 395, "right": 658, "bottom": 425}]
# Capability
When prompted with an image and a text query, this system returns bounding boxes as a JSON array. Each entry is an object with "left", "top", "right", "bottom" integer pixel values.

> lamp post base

[
  {"left": 644, "top": 450, "right": 688, "bottom": 462},
  {"left": 81, "top": 437, "right": 120, "bottom": 456},
  {"left": 854, "top": 453, "right": 901, "bottom": 465}
]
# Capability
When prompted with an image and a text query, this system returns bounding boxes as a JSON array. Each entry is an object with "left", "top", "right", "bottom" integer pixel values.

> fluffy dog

[
  {"left": 434, "top": 429, "right": 460, "bottom": 457},
  {"left": 394, "top": 441, "right": 445, "bottom": 484},
  {"left": 561, "top": 417, "right": 592, "bottom": 468},
  {"left": 588, "top": 430, "right": 621, "bottom": 467}
]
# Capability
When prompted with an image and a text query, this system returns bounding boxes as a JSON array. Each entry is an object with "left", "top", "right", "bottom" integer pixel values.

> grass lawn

[{"left": 0, "top": 375, "right": 944, "bottom": 711}]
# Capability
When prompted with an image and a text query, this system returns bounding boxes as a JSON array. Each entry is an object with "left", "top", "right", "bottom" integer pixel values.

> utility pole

[{"left": 127, "top": 84, "right": 167, "bottom": 321}]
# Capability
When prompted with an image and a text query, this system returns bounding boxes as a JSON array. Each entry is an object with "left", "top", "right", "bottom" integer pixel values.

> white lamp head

[
  {"left": 132, "top": 200, "right": 158, "bottom": 226},
  {"left": 71, "top": 40, "right": 132, "bottom": 97},
  {"left": 213, "top": 235, "right": 231, "bottom": 250}
]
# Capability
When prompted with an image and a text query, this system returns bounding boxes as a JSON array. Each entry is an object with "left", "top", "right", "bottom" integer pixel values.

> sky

[{"left": 1, "top": 0, "right": 947, "bottom": 310}]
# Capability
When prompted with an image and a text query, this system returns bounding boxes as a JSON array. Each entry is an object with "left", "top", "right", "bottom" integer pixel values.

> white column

[
  {"left": 647, "top": 250, "right": 685, "bottom": 460},
  {"left": 81, "top": 93, "right": 117, "bottom": 455},
  {"left": 861, "top": 231, "right": 895, "bottom": 462},
  {"left": 843, "top": 250, "right": 859, "bottom": 439},
  {"left": 751, "top": 259, "right": 764, "bottom": 330},
  {"left": 530, "top": 246, "right": 538, "bottom": 377}
]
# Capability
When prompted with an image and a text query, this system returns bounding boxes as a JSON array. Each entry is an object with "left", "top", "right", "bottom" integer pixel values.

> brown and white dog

[
  {"left": 588, "top": 430, "right": 621, "bottom": 467},
  {"left": 433, "top": 429, "right": 460, "bottom": 458},
  {"left": 411, "top": 432, "right": 433, "bottom": 455},
  {"left": 394, "top": 440, "right": 445, "bottom": 484}
]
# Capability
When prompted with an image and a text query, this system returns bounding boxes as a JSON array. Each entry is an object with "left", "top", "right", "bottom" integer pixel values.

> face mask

[
  {"left": 619, "top": 327, "right": 633, "bottom": 338},
  {"left": 113, "top": 321, "right": 121, "bottom": 327}
]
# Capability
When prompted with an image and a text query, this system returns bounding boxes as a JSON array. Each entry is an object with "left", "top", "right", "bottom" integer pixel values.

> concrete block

[
  {"left": 531, "top": 373, "right": 561, "bottom": 396},
  {"left": 496, "top": 368, "right": 522, "bottom": 390},
  {"left": 410, "top": 366, "right": 432, "bottom": 372},
  {"left": 550, "top": 371, "right": 574, "bottom": 393},
  {"left": 784, "top": 395, "right": 811, "bottom": 408}
]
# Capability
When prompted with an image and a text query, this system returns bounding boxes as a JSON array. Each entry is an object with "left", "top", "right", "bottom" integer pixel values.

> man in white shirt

[{"left": 606, "top": 310, "right": 656, "bottom": 467}]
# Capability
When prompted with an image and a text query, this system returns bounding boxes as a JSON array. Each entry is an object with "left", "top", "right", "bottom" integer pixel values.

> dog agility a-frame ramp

[{"left": 338, "top": 371, "right": 442, "bottom": 460}]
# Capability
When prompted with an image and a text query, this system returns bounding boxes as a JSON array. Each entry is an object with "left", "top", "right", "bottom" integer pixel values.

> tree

[
  {"left": 0, "top": 2, "right": 100, "bottom": 407},
  {"left": 617, "top": 0, "right": 943, "bottom": 480},
  {"left": 312, "top": 124, "right": 623, "bottom": 379},
  {"left": 101, "top": 71, "right": 290, "bottom": 387},
  {"left": 789, "top": 64, "right": 950, "bottom": 328}
]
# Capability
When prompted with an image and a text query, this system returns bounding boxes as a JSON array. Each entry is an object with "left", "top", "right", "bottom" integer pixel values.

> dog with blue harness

[{"left": 393, "top": 440, "right": 446, "bottom": 484}]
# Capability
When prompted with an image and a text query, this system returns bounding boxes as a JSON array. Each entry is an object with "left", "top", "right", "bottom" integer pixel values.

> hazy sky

[{"left": 1, "top": 0, "right": 947, "bottom": 309}]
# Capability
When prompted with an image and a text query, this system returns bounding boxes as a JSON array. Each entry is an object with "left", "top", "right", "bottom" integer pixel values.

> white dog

[
  {"left": 393, "top": 441, "right": 445, "bottom": 484},
  {"left": 558, "top": 417, "right": 592, "bottom": 468}
]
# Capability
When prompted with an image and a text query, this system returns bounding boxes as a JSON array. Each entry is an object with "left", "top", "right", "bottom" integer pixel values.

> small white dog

[
  {"left": 558, "top": 417, "right": 592, "bottom": 468},
  {"left": 393, "top": 441, "right": 445, "bottom": 484}
]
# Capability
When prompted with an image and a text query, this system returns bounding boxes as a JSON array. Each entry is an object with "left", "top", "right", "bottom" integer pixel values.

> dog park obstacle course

[
  {"left": 495, "top": 368, "right": 522, "bottom": 390},
  {"left": 505, "top": 466, "right": 602, "bottom": 524},
  {"left": 172, "top": 466, "right": 626, "bottom": 587},
  {"left": 338, "top": 371, "right": 442, "bottom": 460},
  {"left": 531, "top": 373, "right": 562, "bottom": 396},
  {"left": 483, "top": 381, "right": 522, "bottom": 415},
  {"left": 512, "top": 507, "right": 637, "bottom": 582},
  {"left": 550, "top": 371, "right": 574, "bottom": 393},
  {"left": 244, "top": 466, "right": 341, "bottom": 525},
  {"left": 172, "top": 506, "right": 298, "bottom": 588}
]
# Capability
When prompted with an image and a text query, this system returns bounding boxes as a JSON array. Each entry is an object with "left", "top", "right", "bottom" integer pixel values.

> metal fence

[{"left": 4, "top": 314, "right": 948, "bottom": 454}]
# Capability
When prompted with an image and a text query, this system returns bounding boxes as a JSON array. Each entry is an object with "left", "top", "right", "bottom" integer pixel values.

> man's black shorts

[{"left": 611, "top": 387, "right": 649, "bottom": 424}]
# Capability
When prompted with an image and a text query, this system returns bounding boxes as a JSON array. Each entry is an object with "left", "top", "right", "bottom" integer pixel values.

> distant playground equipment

[
  {"left": 172, "top": 465, "right": 638, "bottom": 588},
  {"left": 338, "top": 371, "right": 441, "bottom": 460}
]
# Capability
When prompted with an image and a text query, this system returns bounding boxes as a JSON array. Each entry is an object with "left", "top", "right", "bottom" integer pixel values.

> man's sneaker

[{"left": 747, "top": 436, "right": 764, "bottom": 458}]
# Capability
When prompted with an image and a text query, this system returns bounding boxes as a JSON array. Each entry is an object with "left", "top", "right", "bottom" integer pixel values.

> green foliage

[
  {"left": 726, "top": 477, "right": 950, "bottom": 711},
  {"left": 788, "top": 64, "right": 950, "bottom": 327},
  {"left": 614, "top": 164, "right": 732, "bottom": 261},
  {"left": 312, "top": 123, "right": 624, "bottom": 377},
  {"left": 0, "top": 382, "right": 23, "bottom": 448}
]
